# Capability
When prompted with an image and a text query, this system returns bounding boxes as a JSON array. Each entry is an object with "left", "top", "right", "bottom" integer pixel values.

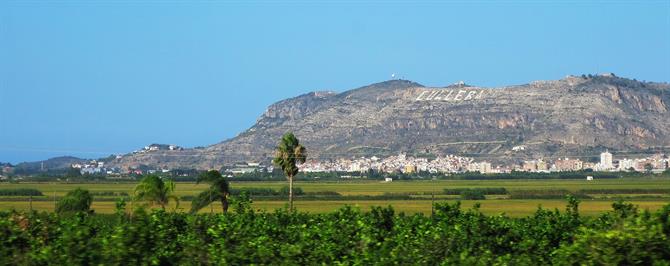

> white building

[
  {"left": 600, "top": 150, "right": 613, "bottom": 170},
  {"left": 479, "top": 162, "right": 492, "bottom": 173},
  {"left": 619, "top": 158, "right": 635, "bottom": 171}
]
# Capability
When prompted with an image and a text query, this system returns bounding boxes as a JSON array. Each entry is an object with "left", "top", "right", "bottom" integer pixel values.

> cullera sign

[{"left": 415, "top": 89, "right": 484, "bottom": 102}]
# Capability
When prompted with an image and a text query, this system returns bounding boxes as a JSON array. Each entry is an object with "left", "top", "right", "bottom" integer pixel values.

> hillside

[
  {"left": 101, "top": 74, "right": 670, "bottom": 170},
  {"left": 13, "top": 156, "right": 87, "bottom": 172}
]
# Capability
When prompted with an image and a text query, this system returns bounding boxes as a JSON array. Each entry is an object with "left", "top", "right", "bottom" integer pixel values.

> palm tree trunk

[
  {"left": 289, "top": 175, "right": 294, "bottom": 211},
  {"left": 221, "top": 194, "right": 229, "bottom": 213}
]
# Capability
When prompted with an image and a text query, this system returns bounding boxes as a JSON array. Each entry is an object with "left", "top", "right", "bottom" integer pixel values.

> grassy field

[{"left": 1, "top": 178, "right": 669, "bottom": 216}]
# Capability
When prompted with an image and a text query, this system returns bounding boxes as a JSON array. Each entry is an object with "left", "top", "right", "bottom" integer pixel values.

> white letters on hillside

[{"left": 415, "top": 89, "right": 484, "bottom": 102}]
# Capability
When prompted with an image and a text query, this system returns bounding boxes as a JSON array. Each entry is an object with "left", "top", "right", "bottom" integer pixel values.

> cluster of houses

[
  {"left": 131, "top": 144, "right": 183, "bottom": 154},
  {"left": 296, "top": 151, "right": 669, "bottom": 175},
  {"left": 520, "top": 151, "right": 669, "bottom": 173},
  {"left": 71, "top": 160, "right": 122, "bottom": 175},
  {"left": 299, "top": 153, "right": 474, "bottom": 174}
]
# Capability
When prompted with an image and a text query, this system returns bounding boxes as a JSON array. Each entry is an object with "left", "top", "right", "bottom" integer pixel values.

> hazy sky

[{"left": 1, "top": 1, "right": 669, "bottom": 163}]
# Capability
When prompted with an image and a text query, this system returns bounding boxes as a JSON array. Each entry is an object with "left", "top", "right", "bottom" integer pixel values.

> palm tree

[
  {"left": 133, "top": 174, "right": 179, "bottom": 210},
  {"left": 190, "top": 170, "right": 230, "bottom": 213},
  {"left": 272, "top": 132, "right": 307, "bottom": 210}
]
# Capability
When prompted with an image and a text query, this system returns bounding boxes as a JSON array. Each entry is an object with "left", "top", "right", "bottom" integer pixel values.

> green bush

[{"left": 55, "top": 188, "right": 93, "bottom": 214}]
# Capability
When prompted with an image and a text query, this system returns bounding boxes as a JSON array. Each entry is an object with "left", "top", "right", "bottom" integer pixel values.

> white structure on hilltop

[{"left": 600, "top": 150, "right": 613, "bottom": 170}]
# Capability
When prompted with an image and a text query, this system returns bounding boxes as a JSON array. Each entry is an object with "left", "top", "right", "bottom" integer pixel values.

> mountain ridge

[{"left": 18, "top": 74, "right": 670, "bottom": 171}]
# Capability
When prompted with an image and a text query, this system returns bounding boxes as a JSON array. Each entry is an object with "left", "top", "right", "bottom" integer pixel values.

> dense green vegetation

[
  {"left": 459, "top": 189, "right": 486, "bottom": 200},
  {"left": 1, "top": 197, "right": 668, "bottom": 264},
  {"left": 0, "top": 188, "right": 43, "bottom": 196},
  {"left": 444, "top": 187, "right": 508, "bottom": 195},
  {"left": 509, "top": 189, "right": 592, "bottom": 200}
]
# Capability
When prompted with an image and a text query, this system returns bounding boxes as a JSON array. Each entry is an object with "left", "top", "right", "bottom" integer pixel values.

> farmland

[{"left": 1, "top": 178, "right": 668, "bottom": 216}]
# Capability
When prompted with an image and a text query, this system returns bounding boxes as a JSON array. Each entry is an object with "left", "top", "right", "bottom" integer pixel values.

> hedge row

[{"left": 1, "top": 198, "right": 668, "bottom": 264}]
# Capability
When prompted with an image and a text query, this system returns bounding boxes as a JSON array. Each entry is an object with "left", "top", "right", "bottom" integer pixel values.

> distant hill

[
  {"left": 97, "top": 74, "right": 669, "bottom": 170},
  {"left": 14, "top": 156, "right": 86, "bottom": 172}
]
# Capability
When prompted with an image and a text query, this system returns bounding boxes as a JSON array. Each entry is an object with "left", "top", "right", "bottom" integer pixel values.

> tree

[
  {"left": 272, "top": 132, "right": 307, "bottom": 210},
  {"left": 190, "top": 170, "right": 230, "bottom": 213},
  {"left": 133, "top": 175, "right": 179, "bottom": 210},
  {"left": 55, "top": 188, "right": 93, "bottom": 214}
]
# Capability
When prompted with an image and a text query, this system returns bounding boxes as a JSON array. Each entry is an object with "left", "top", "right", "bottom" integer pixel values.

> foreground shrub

[{"left": 0, "top": 199, "right": 668, "bottom": 264}]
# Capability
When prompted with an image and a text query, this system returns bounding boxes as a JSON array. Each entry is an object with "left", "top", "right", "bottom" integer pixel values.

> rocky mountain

[{"left": 106, "top": 74, "right": 669, "bottom": 170}]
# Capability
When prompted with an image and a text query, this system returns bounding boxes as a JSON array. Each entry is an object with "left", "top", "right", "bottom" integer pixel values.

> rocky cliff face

[{"left": 107, "top": 75, "right": 670, "bottom": 170}]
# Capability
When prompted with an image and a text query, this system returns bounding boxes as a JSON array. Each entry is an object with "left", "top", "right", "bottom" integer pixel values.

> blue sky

[{"left": 1, "top": 1, "right": 669, "bottom": 163}]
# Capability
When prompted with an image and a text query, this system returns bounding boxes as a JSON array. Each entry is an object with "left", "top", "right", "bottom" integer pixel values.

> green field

[{"left": 1, "top": 178, "right": 669, "bottom": 216}]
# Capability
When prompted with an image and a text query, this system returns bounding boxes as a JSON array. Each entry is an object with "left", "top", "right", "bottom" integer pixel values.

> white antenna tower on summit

[{"left": 391, "top": 73, "right": 396, "bottom": 80}]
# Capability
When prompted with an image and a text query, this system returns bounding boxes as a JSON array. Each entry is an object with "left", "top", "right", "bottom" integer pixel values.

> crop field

[{"left": 1, "top": 178, "right": 668, "bottom": 216}]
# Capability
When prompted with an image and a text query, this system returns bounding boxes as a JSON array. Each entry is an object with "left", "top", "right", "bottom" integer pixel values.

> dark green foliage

[
  {"left": 1, "top": 200, "right": 669, "bottom": 264},
  {"left": 444, "top": 187, "right": 508, "bottom": 195},
  {"left": 0, "top": 188, "right": 43, "bottom": 196},
  {"left": 279, "top": 185, "right": 304, "bottom": 196},
  {"left": 55, "top": 188, "right": 93, "bottom": 214},
  {"left": 232, "top": 191, "right": 253, "bottom": 214},
  {"left": 509, "top": 189, "right": 591, "bottom": 199},
  {"left": 90, "top": 191, "right": 129, "bottom": 197},
  {"left": 579, "top": 188, "right": 670, "bottom": 194},
  {"left": 460, "top": 189, "right": 486, "bottom": 200}
]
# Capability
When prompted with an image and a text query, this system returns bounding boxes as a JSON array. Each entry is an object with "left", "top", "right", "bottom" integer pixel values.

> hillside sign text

[{"left": 415, "top": 89, "right": 484, "bottom": 102}]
